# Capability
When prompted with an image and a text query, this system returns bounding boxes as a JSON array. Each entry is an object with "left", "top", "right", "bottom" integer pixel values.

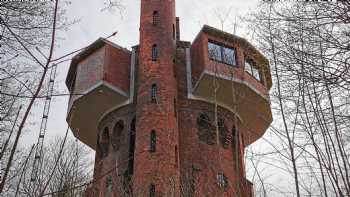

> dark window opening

[
  {"left": 217, "top": 173, "right": 229, "bottom": 190},
  {"left": 175, "top": 146, "right": 178, "bottom": 167},
  {"left": 208, "top": 41, "right": 236, "bottom": 66},
  {"left": 232, "top": 124, "right": 240, "bottom": 161},
  {"left": 174, "top": 98, "right": 177, "bottom": 118},
  {"left": 99, "top": 127, "right": 110, "bottom": 159},
  {"left": 149, "top": 184, "right": 156, "bottom": 197},
  {"left": 127, "top": 118, "right": 136, "bottom": 175},
  {"left": 151, "top": 84, "right": 157, "bottom": 103},
  {"left": 232, "top": 125, "right": 237, "bottom": 149},
  {"left": 173, "top": 24, "right": 176, "bottom": 40},
  {"left": 153, "top": 11, "right": 160, "bottom": 26},
  {"left": 152, "top": 44, "right": 158, "bottom": 61},
  {"left": 218, "top": 119, "right": 229, "bottom": 149},
  {"left": 112, "top": 120, "right": 124, "bottom": 151},
  {"left": 245, "top": 58, "right": 262, "bottom": 82},
  {"left": 150, "top": 130, "right": 156, "bottom": 153},
  {"left": 197, "top": 113, "right": 216, "bottom": 145}
]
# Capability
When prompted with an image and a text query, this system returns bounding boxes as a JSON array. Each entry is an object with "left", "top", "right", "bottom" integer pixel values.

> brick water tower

[{"left": 65, "top": 0, "right": 272, "bottom": 196}]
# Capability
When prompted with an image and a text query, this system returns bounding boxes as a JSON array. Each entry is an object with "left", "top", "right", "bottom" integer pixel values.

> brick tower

[
  {"left": 134, "top": 0, "right": 180, "bottom": 195},
  {"left": 65, "top": 0, "right": 273, "bottom": 196}
]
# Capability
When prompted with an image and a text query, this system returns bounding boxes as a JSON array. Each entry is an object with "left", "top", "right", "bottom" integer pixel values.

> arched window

[
  {"left": 151, "top": 84, "right": 157, "bottom": 103},
  {"left": 150, "top": 130, "right": 156, "bottom": 152},
  {"left": 218, "top": 119, "right": 229, "bottom": 149},
  {"left": 99, "top": 127, "right": 110, "bottom": 159},
  {"left": 152, "top": 44, "right": 158, "bottom": 61},
  {"left": 153, "top": 11, "right": 160, "bottom": 26},
  {"left": 112, "top": 120, "right": 124, "bottom": 151},
  {"left": 149, "top": 184, "right": 156, "bottom": 197},
  {"left": 127, "top": 118, "right": 136, "bottom": 175},
  {"left": 197, "top": 113, "right": 215, "bottom": 145}
]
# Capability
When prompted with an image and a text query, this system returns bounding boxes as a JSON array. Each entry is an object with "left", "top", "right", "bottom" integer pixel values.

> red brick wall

[{"left": 104, "top": 45, "right": 131, "bottom": 93}]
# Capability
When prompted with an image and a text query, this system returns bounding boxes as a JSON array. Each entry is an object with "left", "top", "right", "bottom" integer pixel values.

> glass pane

[
  {"left": 222, "top": 47, "right": 236, "bottom": 65},
  {"left": 252, "top": 67, "right": 261, "bottom": 81},
  {"left": 208, "top": 42, "right": 222, "bottom": 61},
  {"left": 245, "top": 60, "right": 253, "bottom": 75}
]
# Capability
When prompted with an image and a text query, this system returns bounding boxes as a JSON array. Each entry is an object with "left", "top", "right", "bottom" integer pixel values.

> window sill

[{"left": 209, "top": 58, "right": 238, "bottom": 67}]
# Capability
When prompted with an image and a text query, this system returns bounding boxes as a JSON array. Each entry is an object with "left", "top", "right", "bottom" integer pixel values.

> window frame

[
  {"left": 208, "top": 40, "right": 237, "bottom": 66},
  {"left": 151, "top": 84, "right": 157, "bottom": 103},
  {"left": 152, "top": 44, "right": 158, "bottom": 62},
  {"left": 152, "top": 11, "right": 160, "bottom": 26},
  {"left": 245, "top": 58, "right": 262, "bottom": 82}
]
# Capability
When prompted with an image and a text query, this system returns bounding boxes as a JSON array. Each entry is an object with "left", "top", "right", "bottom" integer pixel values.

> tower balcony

[
  {"left": 190, "top": 26, "right": 273, "bottom": 145},
  {"left": 66, "top": 38, "right": 132, "bottom": 150}
]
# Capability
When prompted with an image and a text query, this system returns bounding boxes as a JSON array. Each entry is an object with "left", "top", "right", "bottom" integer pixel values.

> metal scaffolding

[{"left": 30, "top": 64, "right": 57, "bottom": 182}]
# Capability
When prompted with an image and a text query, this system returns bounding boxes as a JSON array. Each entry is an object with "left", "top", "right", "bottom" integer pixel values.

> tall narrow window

[
  {"left": 151, "top": 84, "right": 157, "bottom": 103},
  {"left": 232, "top": 125, "right": 237, "bottom": 149},
  {"left": 99, "top": 127, "right": 110, "bottom": 158},
  {"left": 153, "top": 11, "right": 160, "bottom": 26},
  {"left": 112, "top": 120, "right": 124, "bottom": 151},
  {"left": 149, "top": 184, "right": 156, "bottom": 197},
  {"left": 127, "top": 118, "right": 136, "bottom": 175},
  {"left": 173, "top": 24, "right": 176, "bottom": 40},
  {"left": 174, "top": 98, "right": 177, "bottom": 118},
  {"left": 152, "top": 44, "right": 158, "bottom": 61},
  {"left": 175, "top": 146, "right": 178, "bottom": 167},
  {"left": 150, "top": 130, "right": 156, "bottom": 152},
  {"left": 218, "top": 119, "right": 229, "bottom": 149}
]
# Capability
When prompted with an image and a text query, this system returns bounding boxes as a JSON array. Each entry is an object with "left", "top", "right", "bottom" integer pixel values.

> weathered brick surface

[
  {"left": 134, "top": 0, "right": 180, "bottom": 196},
  {"left": 104, "top": 44, "right": 131, "bottom": 93}
]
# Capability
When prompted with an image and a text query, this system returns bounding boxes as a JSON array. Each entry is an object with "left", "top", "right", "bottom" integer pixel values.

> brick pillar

[{"left": 134, "top": 0, "right": 180, "bottom": 196}]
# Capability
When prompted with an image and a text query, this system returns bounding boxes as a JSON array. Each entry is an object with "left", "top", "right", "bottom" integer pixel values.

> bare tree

[
  {"left": 243, "top": 1, "right": 350, "bottom": 196},
  {"left": 0, "top": 137, "right": 93, "bottom": 197}
]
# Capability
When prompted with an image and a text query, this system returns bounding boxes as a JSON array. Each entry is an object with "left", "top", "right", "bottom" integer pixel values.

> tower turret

[{"left": 134, "top": 0, "right": 180, "bottom": 196}]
